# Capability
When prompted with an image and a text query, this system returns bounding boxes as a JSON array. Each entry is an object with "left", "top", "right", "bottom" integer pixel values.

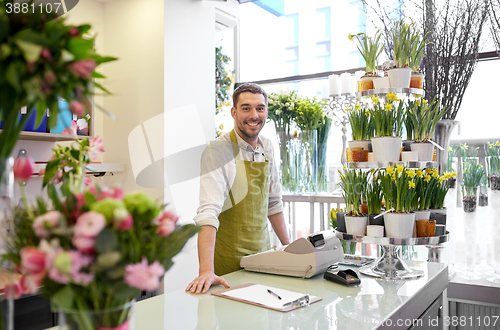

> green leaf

[
  {"left": 112, "top": 282, "right": 139, "bottom": 301},
  {"left": 61, "top": 49, "right": 75, "bottom": 62},
  {"left": 0, "top": 44, "right": 11, "bottom": 59},
  {"left": 47, "top": 184, "right": 64, "bottom": 211},
  {"left": 35, "top": 101, "right": 47, "bottom": 130},
  {"left": 67, "top": 38, "right": 94, "bottom": 60},
  {"left": 84, "top": 191, "right": 97, "bottom": 205},
  {"left": 77, "top": 24, "right": 91, "bottom": 35},
  {"left": 70, "top": 149, "right": 80, "bottom": 160},
  {"left": 6, "top": 61, "right": 22, "bottom": 91},
  {"left": 93, "top": 81, "right": 111, "bottom": 94},
  {"left": 96, "top": 228, "right": 119, "bottom": 253},
  {"left": 95, "top": 56, "right": 118, "bottom": 65},
  {"left": 52, "top": 286, "right": 75, "bottom": 310},
  {"left": 43, "top": 158, "right": 61, "bottom": 188},
  {"left": 91, "top": 71, "right": 105, "bottom": 79},
  {"left": 14, "top": 39, "right": 42, "bottom": 62}
]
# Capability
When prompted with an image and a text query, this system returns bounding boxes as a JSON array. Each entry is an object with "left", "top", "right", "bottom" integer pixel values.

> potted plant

[
  {"left": 387, "top": 20, "right": 413, "bottom": 88},
  {"left": 366, "top": 172, "right": 384, "bottom": 228},
  {"left": 295, "top": 96, "right": 326, "bottom": 192},
  {"left": 348, "top": 30, "right": 384, "bottom": 91},
  {"left": 338, "top": 168, "right": 369, "bottom": 236},
  {"left": 370, "top": 93, "right": 405, "bottom": 162},
  {"left": 408, "top": 29, "right": 430, "bottom": 89},
  {"left": 446, "top": 147, "right": 458, "bottom": 188},
  {"left": 347, "top": 103, "right": 371, "bottom": 152},
  {"left": 410, "top": 168, "right": 436, "bottom": 222},
  {"left": 379, "top": 164, "right": 417, "bottom": 238},
  {"left": 462, "top": 163, "right": 485, "bottom": 213},
  {"left": 485, "top": 141, "right": 500, "bottom": 190},
  {"left": 407, "top": 98, "right": 447, "bottom": 161}
]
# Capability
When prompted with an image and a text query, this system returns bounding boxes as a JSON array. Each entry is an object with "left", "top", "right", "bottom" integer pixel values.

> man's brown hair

[{"left": 232, "top": 83, "right": 268, "bottom": 108}]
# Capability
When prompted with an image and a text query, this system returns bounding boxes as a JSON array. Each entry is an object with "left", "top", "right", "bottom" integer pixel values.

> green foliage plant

[
  {"left": 407, "top": 97, "right": 447, "bottom": 142},
  {"left": 370, "top": 93, "right": 405, "bottom": 137},
  {"left": 338, "top": 168, "right": 369, "bottom": 217},
  {"left": 462, "top": 163, "right": 486, "bottom": 197},
  {"left": 485, "top": 141, "right": 500, "bottom": 176},
  {"left": 348, "top": 30, "right": 384, "bottom": 74},
  {"left": 390, "top": 20, "right": 412, "bottom": 68},
  {"left": 366, "top": 171, "right": 383, "bottom": 214},
  {"left": 295, "top": 96, "right": 326, "bottom": 131},
  {"left": 346, "top": 103, "right": 370, "bottom": 141},
  {"left": 267, "top": 90, "right": 300, "bottom": 135},
  {"left": 409, "top": 28, "right": 431, "bottom": 73},
  {"left": 215, "top": 46, "right": 234, "bottom": 115}
]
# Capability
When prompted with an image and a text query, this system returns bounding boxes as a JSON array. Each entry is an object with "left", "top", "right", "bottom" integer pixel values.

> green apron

[{"left": 214, "top": 130, "right": 271, "bottom": 276}]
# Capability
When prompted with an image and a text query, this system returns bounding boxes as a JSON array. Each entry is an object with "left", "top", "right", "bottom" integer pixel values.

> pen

[{"left": 267, "top": 289, "right": 281, "bottom": 300}]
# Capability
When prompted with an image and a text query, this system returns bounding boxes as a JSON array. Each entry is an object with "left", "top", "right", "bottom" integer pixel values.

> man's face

[{"left": 231, "top": 92, "right": 268, "bottom": 143}]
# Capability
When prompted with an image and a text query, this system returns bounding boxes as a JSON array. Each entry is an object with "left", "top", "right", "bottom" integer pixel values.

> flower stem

[{"left": 19, "top": 184, "right": 34, "bottom": 220}]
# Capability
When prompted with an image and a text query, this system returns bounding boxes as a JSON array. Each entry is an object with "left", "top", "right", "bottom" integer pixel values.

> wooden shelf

[{"left": 0, "top": 130, "right": 89, "bottom": 142}]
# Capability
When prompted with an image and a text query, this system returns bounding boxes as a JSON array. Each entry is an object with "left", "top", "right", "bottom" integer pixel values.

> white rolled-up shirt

[{"left": 193, "top": 131, "right": 284, "bottom": 230}]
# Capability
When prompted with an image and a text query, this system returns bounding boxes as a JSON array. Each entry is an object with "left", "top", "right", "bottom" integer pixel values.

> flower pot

[
  {"left": 410, "top": 142, "right": 434, "bottom": 162},
  {"left": 430, "top": 208, "right": 447, "bottom": 227},
  {"left": 384, "top": 212, "right": 415, "bottom": 238},
  {"left": 367, "top": 225, "right": 384, "bottom": 237},
  {"left": 358, "top": 75, "right": 379, "bottom": 92},
  {"left": 373, "top": 77, "right": 390, "bottom": 89},
  {"left": 401, "top": 151, "right": 418, "bottom": 161},
  {"left": 410, "top": 72, "right": 424, "bottom": 89},
  {"left": 348, "top": 140, "right": 370, "bottom": 151},
  {"left": 371, "top": 136, "right": 402, "bottom": 162},
  {"left": 58, "top": 299, "right": 136, "bottom": 330},
  {"left": 416, "top": 219, "right": 436, "bottom": 237},
  {"left": 345, "top": 215, "right": 368, "bottom": 236},
  {"left": 346, "top": 147, "right": 362, "bottom": 162},
  {"left": 336, "top": 212, "right": 347, "bottom": 233},
  {"left": 352, "top": 149, "right": 368, "bottom": 162},
  {"left": 388, "top": 67, "right": 412, "bottom": 88},
  {"left": 413, "top": 210, "right": 431, "bottom": 220}
]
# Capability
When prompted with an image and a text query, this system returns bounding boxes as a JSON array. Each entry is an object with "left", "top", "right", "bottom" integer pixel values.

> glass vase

[
  {"left": 276, "top": 131, "right": 299, "bottom": 193},
  {"left": 317, "top": 140, "right": 328, "bottom": 193},
  {"left": 58, "top": 300, "right": 135, "bottom": 330},
  {"left": 486, "top": 156, "right": 500, "bottom": 190},
  {"left": 461, "top": 187, "right": 479, "bottom": 280},
  {"left": 297, "top": 130, "right": 317, "bottom": 193},
  {"left": 488, "top": 189, "right": 500, "bottom": 283}
]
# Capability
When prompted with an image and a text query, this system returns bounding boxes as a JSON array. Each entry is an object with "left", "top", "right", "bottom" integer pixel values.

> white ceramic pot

[
  {"left": 366, "top": 225, "right": 384, "bottom": 237},
  {"left": 401, "top": 151, "right": 418, "bottom": 161},
  {"left": 388, "top": 67, "right": 412, "bottom": 88},
  {"left": 384, "top": 212, "right": 416, "bottom": 238},
  {"left": 373, "top": 76, "right": 390, "bottom": 89},
  {"left": 345, "top": 215, "right": 368, "bottom": 236},
  {"left": 413, "top": 210, "right": 431, "bottom": 220},
  {"left": 410, "top": 142, "right": 434, "bottom": 161},
  {"left": 371, "top": 136, "right": 402, "bottom": 162},
  {"left": 348, "top": 140, "right": 370, "bottom": 151}
]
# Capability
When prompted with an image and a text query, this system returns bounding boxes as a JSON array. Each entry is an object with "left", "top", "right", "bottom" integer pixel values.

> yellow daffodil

[
  {"left": 424, "top": 175, "right": 431, "bottom": 182},
  {"left": 449, "top": 147, "right": 453, "bottom": 151},
  {"left": 391, "top": 174, "right": 396, "bottom": 181},
  {"left": 416, "top": 169, "right": 423, "bottom": 177},
  {"left": 489, "top": 143, "right": 495, "bottom": 149},
  {"left": 452, "top": 172, "right": 457, "bottom": 177},
  {"left": 396, "top": 164, "right": 405, "bottom": 173},
  {"left": 408, "top": 180, "right": 416, "bottom": 189},
  {"left": 423, "top": 99, "right": 428, "bottom": 105},
  {"left": 355, "top": 103, "right": 361, "bottom": 111},
  {"left": 461, "top": 143, "right": 468, "bottom": 150},
  {"left": 433, "top": 171, "right": 440, "bottom": 178},
  {"left": 343, "top": 164, "right": 347, "bottom": 170},
  {"left": 385, "top": 103, "right": 393, "bottom": 112},
  {"left": 439, "top": 176, "right": 445, "bottom": 183},
  {"left": 443, "top": 172, "right": 452, "bottom": 179},
  {"left": 496, "top": 141, "right": 500, "bottom": 146},
  {"left": 386, "top": 165, "right": 395, "bottom": 175},
  {"left": 387, "top": 92, "right": 398, "bottom": 102},
  {"left": 416, "top": 99, "right": 421, "bottom": 106},
  {"left": 372, "top": 96, "right": 380, "bottom": 104},
  {"left": 348, "top": 34, "right": 354, "bottom": 41},
  {"left": 407, "top": 169, "right": 416, "bottom": 178},
  {"left": 425, "top": 168, "right": 433, "bottom": 174}
]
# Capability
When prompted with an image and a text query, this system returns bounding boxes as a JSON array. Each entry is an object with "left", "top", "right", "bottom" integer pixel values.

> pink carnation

[
  {"left": 155, "top": 211, "right": 178, "bottom": 236},
  {"left": 124, "top": 257, "right": 165, "bottom": 291},
  {"left": 72, "top": 235, "right": 96, "bottom": 254},
  {"left": 20, "top": 246, "right": 46, "bottom": 274},
  {"left": 75, "top": 211, "right": 106, "bottom": 237},
  {"left": 157, "top": 221, "right": 175, "bottom": 237},
  {"left": 116, "top": 214, "right": 133, "bottom": 231},
  {"left": 68, "top": 59, "right": 96, "bottom": 79},
  {"left": 33, "top": 211, "right": 61, "bottom": 238}
]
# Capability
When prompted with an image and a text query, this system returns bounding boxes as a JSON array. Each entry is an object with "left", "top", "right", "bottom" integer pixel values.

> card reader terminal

[{"left": 324, "top": 267, "right": 361, "bottom": 287}]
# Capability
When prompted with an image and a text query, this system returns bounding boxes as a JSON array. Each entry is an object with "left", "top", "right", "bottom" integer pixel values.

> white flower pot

[
  {"left": 371, "top": 136, "right": 402, "bottom": 162},
  {"left": 388, "top": 67, "right": 412, "bottom": 88},
  {"left": 410, "top": 142, "right": 434, "bottom": 161},
  {"left": 373, "top": 76, "right": 390, "bottom": 89},
  {"left": 345, "top": 215, "right": 368, "bottom": 236},
  {"left": 401, "top": 151, "right": 418, "bottom": 161},
  {"left": 348, "top": 140, "right": 370, "bottom": 151},
  {"left": 413, "top": 210, "right": 431, "bottom": 220},
  {"left": 384, "top": 212, "right": 416, "bottom": 238}
]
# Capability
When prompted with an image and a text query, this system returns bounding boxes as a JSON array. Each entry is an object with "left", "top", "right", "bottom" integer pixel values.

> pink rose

[
  {"left": 115, "top": 214, "right": 133, "bottom": 231},
  {"left": 20, "top": 272, "right": 45, "bottom": 294},
  {"left": 69, "top": 100, "right": 85, "bottom": 117},
  {"left": 157, "top": 221, "right": 175, "bottom": 237},
  {"left": 4, "top": 282, "right": 23, "bottom": 299},
  {"left": 155, "top": 211, "right": 178, "bottom": 236},
  {"left": 33, "top": 211, "right": 61, "bottom": 238},
  {"left": 72, "top": 235, "right": 96, "bottom": 254},
  {"left": 20, "top": 247, "right": 46, "bottom": 274},
  {"left": 75, "top": 211, "right": 106, "bottom": 237},
  {"left": 68, "top": 59, "right": 96, "bottom": 79},
  {"left": 156, "top": 211, "right": 179, "bottom": 225},
  {"left": 124, "top": 257, "right": 165, "bottom": 291},
  {"left": 13, "top": 156, "right": 35, "bottom": 183}
]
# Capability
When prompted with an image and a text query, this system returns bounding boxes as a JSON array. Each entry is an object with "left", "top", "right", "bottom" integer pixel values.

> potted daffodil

[{"left": 348, "top": 30, "right": 384, "bottom": 92}]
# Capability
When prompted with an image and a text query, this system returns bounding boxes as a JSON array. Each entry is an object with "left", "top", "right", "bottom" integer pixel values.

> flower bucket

[
  {"left": 384, "top": 212, "right": 415, "bottom": 238},
  {"left": 412, "top": 209, "right": 431, "bottom": 237},
  {"left": 58, "top": 299, "right": 136, "bottom": 330},
  {"left": 373, "top": 77, "right": 390, "bottom": 89},
  {"left": 388, "top": 67, "right": 412, "bottom": 88},
  {"left": 410, "top": 72, "right": 424, "bottom": 89},
  {"left": 410, "top": 142, "right": 434, "bottom": 161},
  {"left": 348, "top": 140, "right": 370, "bottom": 151},
  {"left": 371, "top": 136, "right": 402, "bottom": 162},
  {"left": 345, "top": 215, "right": 368, "bottom": 236}
]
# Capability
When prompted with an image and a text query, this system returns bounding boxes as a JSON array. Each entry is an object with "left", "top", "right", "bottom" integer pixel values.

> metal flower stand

[{"left": 335, "top": 231, "right": 450, "bottom": 280}]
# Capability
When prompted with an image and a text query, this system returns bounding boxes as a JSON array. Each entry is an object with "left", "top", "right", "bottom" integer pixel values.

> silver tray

[
  {"left": 334, "top": 230, "right": 449, "bottom": 246},
  {"left": 355, "top": 87, "right": 425, "bottom": 98},
  {"left": 346, "top": 161, "right": 438, "bottom": 169}
]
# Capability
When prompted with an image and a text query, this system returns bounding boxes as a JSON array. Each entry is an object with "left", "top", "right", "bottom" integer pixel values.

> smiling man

[{"left": 186, "top": 83, "right": 290, "bottom": 294}]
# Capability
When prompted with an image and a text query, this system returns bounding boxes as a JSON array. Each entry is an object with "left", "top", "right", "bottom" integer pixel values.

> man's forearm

[
  {"left": 198, "top": 225, "right": 217, "bottom": 274},
  {"left": 268, "top": 212, "right": 290, "bottom": 245}
]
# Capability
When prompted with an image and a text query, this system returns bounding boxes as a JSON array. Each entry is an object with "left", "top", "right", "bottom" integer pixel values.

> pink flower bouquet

[{"left": 2, "top": 184, "right": 199, "bottom": 329}]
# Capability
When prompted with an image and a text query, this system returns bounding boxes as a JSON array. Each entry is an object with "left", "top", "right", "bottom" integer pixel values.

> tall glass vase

[
  {"left": 297, "top": 130, "right": 317, "bottom": 193},
  {"left": 433, "top": 120, "right": 459, "bottom": 174},
  {"left": 317, "top": 140, "right": 328, "bottom": 193},
  {"left": 276, "top": 131, "right": 298, "bottom": 193},
  {"left": 461, "top": 186, "right": 479, "bottom": 280}
]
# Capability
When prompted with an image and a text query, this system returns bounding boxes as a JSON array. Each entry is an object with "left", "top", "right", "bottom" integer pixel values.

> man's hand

[{"left": 186, "top": 271, "right": 230, "bottom": 294}]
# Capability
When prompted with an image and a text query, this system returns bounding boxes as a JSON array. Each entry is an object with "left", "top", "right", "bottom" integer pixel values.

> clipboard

[{"left": 211, "top": 283, "right": 322, "bottom": 312}]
